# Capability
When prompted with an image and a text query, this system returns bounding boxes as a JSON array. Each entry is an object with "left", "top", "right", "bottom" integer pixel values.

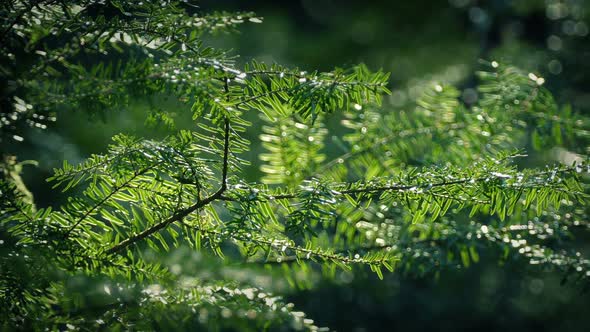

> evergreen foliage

[{"left": 1, "top": 1, "right": 589, "bottom": 330}]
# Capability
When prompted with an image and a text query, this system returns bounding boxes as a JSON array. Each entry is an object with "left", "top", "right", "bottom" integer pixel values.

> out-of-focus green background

[{"left": 16, "top": 0, "right": 590, "bottom": 330}]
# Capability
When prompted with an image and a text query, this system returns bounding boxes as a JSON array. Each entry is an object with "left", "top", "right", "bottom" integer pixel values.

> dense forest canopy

[{"left": 1, "top": 1, "right": 589, "bottom": 331}]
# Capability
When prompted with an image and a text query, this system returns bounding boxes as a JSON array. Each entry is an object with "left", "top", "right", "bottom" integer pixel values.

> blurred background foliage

[{"left": 6, "top": 0, "right": 590, "bottom": 331}]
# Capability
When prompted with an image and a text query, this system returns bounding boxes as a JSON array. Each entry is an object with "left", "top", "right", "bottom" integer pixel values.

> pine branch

[
  {"left": 105, "top": 116, "right": 232, "bottom": 254},
  {"left": 264, "top": 164, "right": 583, "bottom": 200},
  {"left": 180, "top": 221, "right": 396, "bottom": 267},
  {"left": 245, "top": 69, "right": 388, "bottom": 89},
  {"left": 314, "top": 122, "right": 467, "bottom": 177},
  {"left": 64, "top": 167, "right": 153, "bottom": 238}
]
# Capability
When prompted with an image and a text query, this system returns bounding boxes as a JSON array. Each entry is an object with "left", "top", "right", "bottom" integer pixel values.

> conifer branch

[
  {"left": 105, "top": 115, "right": 232, "bottom": 254},
  {"left": 232, "top": 88, "right": 291, "bottom": 108},
  {"left": 64, "top": 167, "right": 152, "bottom": 238},
  {"left": 105, "top": 192, "right": 216, "bottom": 254},
  {"left": 315, "top": 123, "right": 467, "bottom": 176},
  {"left": 265, "top": 165, "right": 582, "bottom": 200}
]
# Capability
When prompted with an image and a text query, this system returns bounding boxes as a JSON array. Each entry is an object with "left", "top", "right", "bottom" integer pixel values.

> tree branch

[
  {"left": 231, "top": 87, "right": 291, "bottom": 108},
  {"left": 227, "top": 163, "right": 580, "bottom": 201},
  {"left": 245, "top": 70, "right": 386, "bottom": 88},
  {"left": 65, "top": 167, "right": 152, "bottom": 238},
  {"left": 268, "top": 177, "right": 479, "bottom": 200},
  {"left": 312, "top": 123, "right": 466, "bottom": 177},
  {"left": 106, "top": 115, "right": 232, "bottom": 255}
]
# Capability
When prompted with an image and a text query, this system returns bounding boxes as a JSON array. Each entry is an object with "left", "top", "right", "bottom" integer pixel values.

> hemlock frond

[{"left": 239, "top": 62, "right": 390, "bottom": 121}]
